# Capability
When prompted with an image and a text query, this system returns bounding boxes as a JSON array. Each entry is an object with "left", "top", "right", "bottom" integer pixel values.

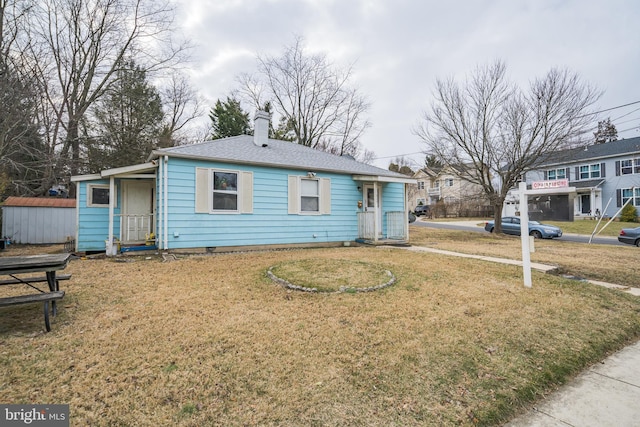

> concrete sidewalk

[
  {"left": 391, "top": 245, "right": 640, "bottom": 297},
  {"left": 385, "top": 243, "right": 640, "bottom": 426},
  {"left": 504, "top": 340, "right": 640, "bottom": 426}
]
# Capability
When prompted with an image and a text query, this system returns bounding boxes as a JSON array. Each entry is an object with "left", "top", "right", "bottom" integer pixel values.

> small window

[
  {"left": 547, "top": 168, "right": 566, "bottom": 180},
  {"left": 417, "top": 181, "right": 425, "bottom": 190},
  {"left": 620, "top": 160, "right": 633, "bottom": 175},
  {"left": 88, "top": 184, "right": 115, "bottom": 207},
  {"left": 444, "top": 178, "right": 454, "bottom": 187},
  {"left": 634, "top": 158, "right": 640, "bottom": 174},
  {"left": 212, "top": 171, "right": 238, "bottom": 211},
  {"left": 300, "top": 178, "right": 319, "bottom": 212},
  {"left": 579, "top": 165, "right": 590, "bottom": 180},
  {"left": 590, "top": 164, "right": 601, "bottom": 178}
]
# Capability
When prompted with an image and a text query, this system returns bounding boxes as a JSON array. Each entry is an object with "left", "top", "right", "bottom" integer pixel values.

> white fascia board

[
  {"left": 101, "top": 162, "right": 158, "bottom": 177},
  {"left": 352, "top": 175, "right": 417, "bottom": 184},
  {"left": 71, "top": 173, "right": 102, "bottom": 182}
]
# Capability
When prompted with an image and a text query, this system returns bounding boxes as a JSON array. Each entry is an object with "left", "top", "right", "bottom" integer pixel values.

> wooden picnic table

[{"left": 0, "top": 253, "right": 72, "bottom": 332}]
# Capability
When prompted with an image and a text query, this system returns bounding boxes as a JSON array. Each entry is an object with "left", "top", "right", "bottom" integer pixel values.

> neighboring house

[
  {"left": 409, "top": 165, "right": 491, "bottom": 217},
  {"left": 71, "top": 111, "right": 415, "bottom": 254},
  {"left": 504, "top": 136, "right": 640, "bottom": 220},
  {"left": 1, "top": 197, "right": 76, "bottom": 244}
]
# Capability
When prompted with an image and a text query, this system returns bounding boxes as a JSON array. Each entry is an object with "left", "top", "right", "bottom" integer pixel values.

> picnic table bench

[{"left": 0, "top": 254, "right": 72, "bottom": 332}]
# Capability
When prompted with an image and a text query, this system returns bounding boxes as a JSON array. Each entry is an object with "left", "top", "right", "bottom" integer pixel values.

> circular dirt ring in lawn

[{"left": 267, "top": 259, "right": 396, "bottom": 293}]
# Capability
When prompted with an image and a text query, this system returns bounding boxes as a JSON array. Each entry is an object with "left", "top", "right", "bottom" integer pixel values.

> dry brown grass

[
  {"left": 409, "top": 225, "right": 640, "bottom": 287},
  {"left": 1, "top": 241, "right": 640, "bottom": 426}
]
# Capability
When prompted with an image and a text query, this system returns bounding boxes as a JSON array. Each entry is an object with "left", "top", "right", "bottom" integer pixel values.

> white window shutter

[
  {"left": 240, "top": 171, "right": 253, "bottom": 214},
  {"left": 195, "top": 168, "right": 209, "bottom": 213},
  {"left": 288, "top": 175, "right": 299, "bottom": 214},
  {"left": 320, "top": 178, "right": 331, "bottom": 214}
]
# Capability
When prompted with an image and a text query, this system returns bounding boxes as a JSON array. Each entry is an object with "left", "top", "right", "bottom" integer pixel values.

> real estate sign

[{"left": 531, "top": 179, "right": 569, "bottom": 190}]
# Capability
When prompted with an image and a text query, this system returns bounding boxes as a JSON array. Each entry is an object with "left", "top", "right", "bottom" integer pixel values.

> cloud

[{"left": 174, "top": 0, "right": 640, "bottom": 167}]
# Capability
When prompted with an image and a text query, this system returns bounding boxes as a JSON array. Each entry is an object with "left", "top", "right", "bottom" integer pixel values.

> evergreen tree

[
  {"left": 593, "top": 118, "right": 618, "bottom": 144},
  {"left": 209, "top": 97, "right": 251, "bottom": 139},
  {"left": 87, "top": 59, "right": 164, "bottom": 171}
]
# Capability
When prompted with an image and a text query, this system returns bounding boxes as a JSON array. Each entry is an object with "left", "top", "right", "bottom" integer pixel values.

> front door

[
  {"left": 363, "top": 183, "right": 382, "bottom": 237},
  {"left": 581, "top": 194, "right": 591, "bottom": 214},
  {"left": 122, "top": 181, "right": 154, "bottom": 242}
]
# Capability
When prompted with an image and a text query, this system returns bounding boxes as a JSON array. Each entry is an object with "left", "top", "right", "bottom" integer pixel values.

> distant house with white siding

[
  {"left": 71, "top": 111, "right": 415, "bottom": 254},
  {"left": 1, "top": 197, "right": 76, "bottom": 244}
]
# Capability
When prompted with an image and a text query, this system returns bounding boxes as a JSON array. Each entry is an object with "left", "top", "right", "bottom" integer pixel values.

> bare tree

[
  {"left": 416, "top": 61, "right": 600, "bottom": 233},
  {"left": 22, "top": 0, "right": 189, "bottom": 195},
  {"left": 0, "top": 0, "right": 49, "bottom": 196},
  {"left": 238, "top": 37, "right": 371, "bottom": 158},
  {"left": 158, "top": 71, "right": 204, "bottom": 147}
]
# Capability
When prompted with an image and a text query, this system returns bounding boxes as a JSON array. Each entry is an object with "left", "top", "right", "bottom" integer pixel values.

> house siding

[
  {"left": 76, "top": 179, "right": 122, "bottom": 252},
  {"left": 162, "top": 157, "right": 366, "bottom": 249}
]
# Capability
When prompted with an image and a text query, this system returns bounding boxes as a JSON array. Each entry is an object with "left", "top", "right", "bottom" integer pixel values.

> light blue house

[{"left": 71, "top": 112, "right": 415, "bottom": 254}]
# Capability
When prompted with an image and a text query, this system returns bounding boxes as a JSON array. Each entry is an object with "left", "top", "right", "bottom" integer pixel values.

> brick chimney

[{"left": 253, "top": 110, "right": 270, "bottom": 147}]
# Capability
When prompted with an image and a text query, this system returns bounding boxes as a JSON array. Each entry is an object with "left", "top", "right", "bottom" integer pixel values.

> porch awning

[
  {"left": 571, "top": 179, "right": 605, "bottom": 191},
  {"left": 71, "top": 162, "right": 158, "bottom": 182}
]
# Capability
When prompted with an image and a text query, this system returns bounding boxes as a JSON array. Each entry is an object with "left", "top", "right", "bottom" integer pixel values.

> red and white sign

[{"left": 531, "top": 179, "right": 569, "bottom": 190}]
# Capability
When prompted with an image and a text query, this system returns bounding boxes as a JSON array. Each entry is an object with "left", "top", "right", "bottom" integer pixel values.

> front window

[
  {"left": 88, "top": 184, "right": 115, "bottom": 207},
  {"left": 212, "top": 171, "right": 238, "bottom": 211},
  {"left": 444, "top": 178, "right": 454, "bottom": 187},
  {"left": 300, "top": 178, "right": 319, "bottom": 212},
  {"left": 417, "top": 181, "right": 425, "bottom": 190},
  {"left": 622, "top": 188, "right": 640, "bottom": 207}
]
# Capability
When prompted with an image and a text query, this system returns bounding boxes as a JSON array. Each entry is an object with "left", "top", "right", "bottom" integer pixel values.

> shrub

[{"left": 620, "top": 203, "right": 638, "bottom": 222}]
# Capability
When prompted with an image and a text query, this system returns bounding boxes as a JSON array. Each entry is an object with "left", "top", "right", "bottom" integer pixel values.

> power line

[
  {"left": 593, "top": 100, "right": 640, "bottom": 115},
  {"left": 375, "top": 101, "right": 640, "bottom": 162}
]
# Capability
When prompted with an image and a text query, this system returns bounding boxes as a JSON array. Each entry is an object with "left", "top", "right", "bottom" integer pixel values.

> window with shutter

[
  {"left": 288, "top": 175, "right": 331, "bottom": 215},
  {"left": 194, "top": 168, "right": 253, "bottom": 214}
]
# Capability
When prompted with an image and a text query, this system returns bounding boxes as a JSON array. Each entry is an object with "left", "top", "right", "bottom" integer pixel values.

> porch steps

[{"left": 355, "top": 238, "right": 410, "bottom": 247}]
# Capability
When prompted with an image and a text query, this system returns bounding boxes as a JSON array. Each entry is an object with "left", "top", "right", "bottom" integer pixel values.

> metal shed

[{"left": 2, "top": 197, "right": 76, "bottom": 244}]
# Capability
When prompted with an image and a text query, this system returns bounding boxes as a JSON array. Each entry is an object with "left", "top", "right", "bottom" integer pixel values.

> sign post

[
  {"left": 519, "top": 181, "right": 532, "bottom": 288},
  {"left": 519, "top": 179, "right": 574, "bottom": 288}
]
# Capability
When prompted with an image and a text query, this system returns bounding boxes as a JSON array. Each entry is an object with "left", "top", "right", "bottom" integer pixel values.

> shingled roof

[
  {"left": 150, "top": 135, "right": 410, "bottom": 180},
  {"left": 538, "top": 136, "right": 640, "bottom": 167}
]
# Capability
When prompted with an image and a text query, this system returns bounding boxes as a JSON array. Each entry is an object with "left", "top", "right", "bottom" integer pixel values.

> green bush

[{"left": 620, "top": 203, "right": 638, "bottom": 222}]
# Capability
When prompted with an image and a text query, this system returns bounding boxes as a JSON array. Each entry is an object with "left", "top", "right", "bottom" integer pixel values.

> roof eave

[{"left": 150, "top": 151, "right": 408, "bottom": 180}]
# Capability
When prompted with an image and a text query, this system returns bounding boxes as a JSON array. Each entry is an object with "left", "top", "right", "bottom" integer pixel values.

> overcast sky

[{"left": 173, "top": 0, "right": 640, "bottom": 169}]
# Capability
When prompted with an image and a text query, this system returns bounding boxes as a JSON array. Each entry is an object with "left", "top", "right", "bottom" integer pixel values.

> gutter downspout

[
  {"left": 157, "top": 158, "right": 163, "bottom": 249},
  {"left": 164, "top": 155, "right": 169, "bottom": 250}
]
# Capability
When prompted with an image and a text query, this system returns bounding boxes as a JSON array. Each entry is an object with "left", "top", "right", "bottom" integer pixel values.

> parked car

[
  {"left": 414, "top": 205, "right": 432, "bottom": 217},
  {"left": 484, "top": 216, "right": 563, "bottom": 239},
  {"left": 618, "top": 227, "right": 640, "bottom": 247}
]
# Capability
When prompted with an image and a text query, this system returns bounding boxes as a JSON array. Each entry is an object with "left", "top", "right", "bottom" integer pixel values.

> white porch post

[
  {"left": 373, "top": 181, "right": 379, "bottom": 241},
  {"left": 107, "top": 176, "right": 115, "bottom": 256}
]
